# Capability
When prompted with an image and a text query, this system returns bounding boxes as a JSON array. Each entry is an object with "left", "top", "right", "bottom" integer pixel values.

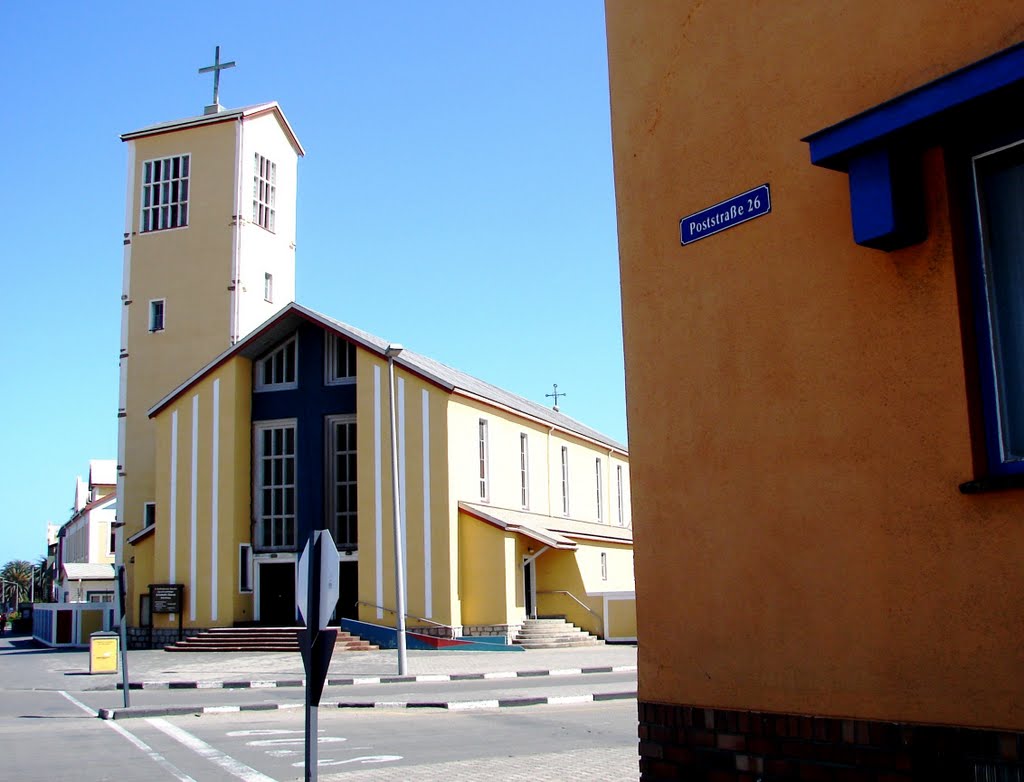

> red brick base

[{"left": 638, "top": 701, "right": 1023, "bottom": 781}]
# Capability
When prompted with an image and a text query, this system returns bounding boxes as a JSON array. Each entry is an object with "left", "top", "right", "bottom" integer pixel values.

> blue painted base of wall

[{"left": 341, "top": 618, "right": 524, "bottom": 652}]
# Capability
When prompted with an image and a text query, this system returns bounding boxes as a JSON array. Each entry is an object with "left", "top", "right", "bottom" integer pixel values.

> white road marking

[
  {"left": 147, "top": 717, "right": 278, "bottom": 782},
  {"left": 550, "top": 668, "right": 582, "bottom": 675},
  {"left": 293, "top": 755, "right": 402, "bottom": 768},
  {"left": 352, "top": 676, "right": 380, "bottom": 685},
  {"left": 228, "top": 729, "right": 305, "bottom": 737},
  {"left": 483, "top": 671, "right": 516, "bottom": 679},
  {"left": 206, "top": 706, "right": 241, "bottom": 713},
  {"left": 58, "top": 691, "right": 197, "bottom": 782},
  {"left": 246, "top": 737, "right": 347, "bottom": 747}
]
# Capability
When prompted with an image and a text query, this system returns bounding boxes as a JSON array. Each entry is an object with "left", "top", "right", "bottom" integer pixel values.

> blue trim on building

[
  {"left": 804, "top": 41, "right": 1024, "bottom": 251},
  {"left": 252, "top": 322, "right": 358, "bottom": 547}
]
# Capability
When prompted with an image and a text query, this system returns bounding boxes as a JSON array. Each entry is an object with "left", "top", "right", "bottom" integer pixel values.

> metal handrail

[
  {"left": 537, "top": 590, "right": 604, "bottom": 636},
  {"left": 354, "top": 601, "right": 450, "bottom": 630}
]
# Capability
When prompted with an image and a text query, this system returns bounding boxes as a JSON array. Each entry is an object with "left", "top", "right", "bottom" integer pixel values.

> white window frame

[
  {"left": 264, "top": 272, "right": 273, "bottom": 303},
  {"left": 326, "top": 414, "right": 358, "bottom": 549},
  {"left": 253, "top": 419, "right": 298, "bottom": 551},
  {"left": 148, "top": 299, "right": 166, "bottom": 332},
  {"left": 140, "top": 154, "right": 190, "bottom": 232},
  {"left": 520, "top": 432, "right": 530, "bottom": 510},
  {"left": 601, "top": 552, "right": 608, "bottom": 581},
  {"left": 238, "top": 544, "right": 253, "bottom": 593},
  {"left": 255, "top": 335, "right": 298, "bottom": 391},
  {"left": 479, "top": 419, "right": 490, "bottom": 502},
  {"left": 143, "top": 501, "right": 156, "bottom": 528},
  {"left": 107, "top": 524, "right": 116, "bottom": 556},
  {"left": 560, "top": 446, "right": 570, "bottom": 516},
  {"left": 324, "top": 333, "right": 357, "bottom": 385},
  {"left": 595, "top": 457, "right": 603, "bottom": 522},
  {"left": 616, "top": 465, "right": 625, "bottom": 526},
  {"left": 253, "top": 153, "right": 277, "bottom": 232}
]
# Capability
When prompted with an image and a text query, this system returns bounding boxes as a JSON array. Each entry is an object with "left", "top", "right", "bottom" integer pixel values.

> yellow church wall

[
  {"left": 533, "top": 542, "right": 633, "bottom": 638},
  {"left": 606, "top": 597, "right": 637, "bottom": 642},
  {"left": 457, "top": 513, "right": 517, "bottom": 626},
  {"left": 126, "top": 532, "right": 154, "bottom": 625},
  {"left": 355, "top": 352, "right": 454, "bottom": 629},
  {"left": 149, "top": 358, "right": 252, "bottom": 629}
]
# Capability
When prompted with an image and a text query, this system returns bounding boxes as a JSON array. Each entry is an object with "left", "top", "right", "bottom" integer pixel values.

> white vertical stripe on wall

[
  {"left": 422, "top": 390, "right": 432, "bottom": 618},
  {"left": 210, "top": 379, "right": 220, "bottom": 622},
  {"left": 398, "top": 377, "right": 407, "bottom": 607},
  {"left": 169, "top": 411, "right": 178, "bottom": 586},
  {"left": 190, "top": 394, "right": 199, "bottom": 622},
  {"left": 374, "top": 365, "right": 383, "bottom": 618}
]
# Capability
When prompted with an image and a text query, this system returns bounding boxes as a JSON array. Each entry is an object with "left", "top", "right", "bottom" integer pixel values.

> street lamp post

[{"left": 385, "top": 344, "right": 408, "bottom": 675}]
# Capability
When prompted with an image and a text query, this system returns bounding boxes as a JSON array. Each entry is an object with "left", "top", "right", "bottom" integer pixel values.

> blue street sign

[{"left": 680, "top": 183, "right": 771, "bottom": 245}]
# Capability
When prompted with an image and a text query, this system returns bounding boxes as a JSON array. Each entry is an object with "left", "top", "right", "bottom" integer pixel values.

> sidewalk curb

[
  {"left": 97, "top": 690, "right": 637, "bottom": 720},
  {"left": 113, "top": 665, "right": 638, "bottom": 691}
]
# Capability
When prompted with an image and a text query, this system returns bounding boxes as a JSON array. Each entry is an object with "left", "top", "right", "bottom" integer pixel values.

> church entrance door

[{"left": 257, "top": 561, "right": 296, "bottom": 626}]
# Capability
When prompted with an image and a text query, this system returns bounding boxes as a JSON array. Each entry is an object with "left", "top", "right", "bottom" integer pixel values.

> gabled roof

[
  {"left": 148, "top": 302, "right": 627, "bottom": 453},
  {"left": 62, "top": 563, "right": 115, "bottom": 581},
  {"left": 89, "top": 459, "right": 117, "bottom": 487},
  {"left": 60, "top": 491, "right": 117, "bottom": 537},
  {"left": 120, "top": 102, "right": 305, "bottom": 157}
]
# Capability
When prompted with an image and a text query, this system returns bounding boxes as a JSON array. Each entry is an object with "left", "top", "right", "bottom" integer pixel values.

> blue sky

[{"left": 0, "top": 2, "right": 624, "bottom": 564}]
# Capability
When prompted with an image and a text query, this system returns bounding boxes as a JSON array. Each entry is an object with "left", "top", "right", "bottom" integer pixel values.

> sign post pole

[
  {"left": 297, "top": 530, "right": 340, "bottom": 782},
  {"left": 116, "top": 565, "right": 130, "bottom": 707}
]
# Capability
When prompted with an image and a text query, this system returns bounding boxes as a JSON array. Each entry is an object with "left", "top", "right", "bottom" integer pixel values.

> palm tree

[
  {"left": 34, "top": 556, "right": 52, "bottom": 603},
  {"left": 1, "top": 560, "right": 33, "bottom": 607}
]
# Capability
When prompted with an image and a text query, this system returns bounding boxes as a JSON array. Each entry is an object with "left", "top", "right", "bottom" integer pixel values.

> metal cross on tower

[
  {"left": 198, "top": 46, "right": 236, "bottom": 112},
  {"left": 546, "top": 383, "right": 566, "bottom": 412}
]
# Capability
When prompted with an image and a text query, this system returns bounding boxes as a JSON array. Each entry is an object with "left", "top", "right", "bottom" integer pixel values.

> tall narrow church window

[
  {"left": 325, "top": 334, "right": 357, "bottom": 385},
  {"left": 561, "top": 446, "right": 570, "bottom": 516},
  {"left": 479, "top": 419, "right": 489, "bottom": 501},
  {"left": 520, "top": 432, "right": 530, "bottom": 509},
  {"left": 148, "top": 299, "right": 165, "bottom": 332},
  {"left": 616, "top": 465, "right": 625, "bottom": 526},
  {"left": 253, "top": 153, "right": 277, "bottom": 232},
  {"left": 328, "top": 415, "right": 357, "bottom": 549},
  {"left": 140, "top": 154, "right": 189, "bottom": 232},
  {"left": 254, "top": 421, "right": 296, "bottom": 550},
  {"left": 255, "top": 335, "right": 298, "bottom": 391}
]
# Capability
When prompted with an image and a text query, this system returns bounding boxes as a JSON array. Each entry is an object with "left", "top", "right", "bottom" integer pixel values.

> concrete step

[{"left": 164, "top": 628, "right": 377, "bottom": 653}]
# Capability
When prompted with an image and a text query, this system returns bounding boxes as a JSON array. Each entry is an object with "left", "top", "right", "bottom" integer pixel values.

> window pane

[{"left": 978, "top": 144, "right": 1024, "bottom": 459}]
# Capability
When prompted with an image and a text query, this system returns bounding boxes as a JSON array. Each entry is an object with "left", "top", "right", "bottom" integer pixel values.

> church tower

[{"left": 116, "top": 56, "right": 303, "bottom": 614}]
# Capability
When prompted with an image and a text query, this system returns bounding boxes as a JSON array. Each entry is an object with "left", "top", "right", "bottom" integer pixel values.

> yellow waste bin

[{"left": 89, "top": 631, "right": 119, "bottom": 674}]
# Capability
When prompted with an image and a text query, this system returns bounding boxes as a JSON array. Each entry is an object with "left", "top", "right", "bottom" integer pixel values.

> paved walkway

[{"left": 0, "top": 630, "right": 634, "bottom": 691}]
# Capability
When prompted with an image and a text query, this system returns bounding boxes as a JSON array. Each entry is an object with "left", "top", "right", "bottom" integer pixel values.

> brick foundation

[
  {"left": 638, "top": 701, "right": 1024, "bottom": 781},
  {"left": 127, "top": 626, "right": 204, "bottom": 649}
]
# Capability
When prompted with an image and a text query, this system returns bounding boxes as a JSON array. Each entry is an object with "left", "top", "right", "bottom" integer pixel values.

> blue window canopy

[{"left": 803, "top": 40, "right": 1024, "bottom": 251}]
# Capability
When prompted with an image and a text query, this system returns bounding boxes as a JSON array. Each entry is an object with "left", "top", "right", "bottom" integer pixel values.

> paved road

[
  {"left": 5, "top": 688, "right": 638, "bottom": 781},
  {"left": 0, "top": 632, "right": 640, "bottom": 779}
]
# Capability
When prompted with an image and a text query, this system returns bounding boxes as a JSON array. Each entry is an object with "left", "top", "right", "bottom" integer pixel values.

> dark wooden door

[{"left": 258, "top": 563, "right": 296, "bottom": 626}]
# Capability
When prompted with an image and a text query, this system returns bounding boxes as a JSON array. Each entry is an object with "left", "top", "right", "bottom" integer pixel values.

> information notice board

[{"left": 148, "top": 583, "right": 184, "bottom": 643}]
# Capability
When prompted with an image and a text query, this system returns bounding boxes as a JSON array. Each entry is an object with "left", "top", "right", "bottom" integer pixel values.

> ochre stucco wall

[{"left": 606, "top": 0, "right": 1024, "bottom": 730}]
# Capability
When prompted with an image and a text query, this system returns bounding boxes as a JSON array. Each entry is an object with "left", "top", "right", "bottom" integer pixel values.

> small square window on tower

[{"left": 148, "top": 299, "right": 165, "bottom": 332}]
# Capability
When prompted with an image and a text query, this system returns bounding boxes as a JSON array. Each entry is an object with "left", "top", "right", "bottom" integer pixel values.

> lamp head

[{"left": 385, "top": 344, "right": 404, "bottom": 359}]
